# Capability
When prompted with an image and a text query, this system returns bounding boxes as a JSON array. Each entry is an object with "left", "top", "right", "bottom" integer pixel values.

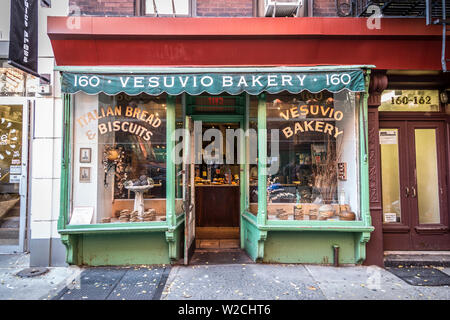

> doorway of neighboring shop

[
  {"left": 379, "top": 119, "right": 449, "bottom": 250},
  {"left": 0, "top": 99, "right": 30, "bottom": 253}
]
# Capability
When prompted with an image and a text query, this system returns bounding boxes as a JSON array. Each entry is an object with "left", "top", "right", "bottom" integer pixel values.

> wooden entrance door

[{"left": 380, "top": 120, "right": 449, "bottom": 250}]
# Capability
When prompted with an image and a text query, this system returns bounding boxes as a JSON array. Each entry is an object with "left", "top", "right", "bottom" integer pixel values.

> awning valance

[{"left": 59, "top": 66, "right": 370, "bottom": 96}]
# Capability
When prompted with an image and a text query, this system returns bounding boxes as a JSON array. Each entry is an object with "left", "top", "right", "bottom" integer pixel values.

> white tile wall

[
  {"left": 52, "top": 138, "right": 62, "bottom": 179},
  {"left": 30, "top": 178, "right": 53, "bottom": 221},
  {"left": 33, "top": 99, "right": 55, "bottom": 138},
  {"left": 51, "top": 178, "right": 61, "bottom": 221},
  {"left": 38, "top": 1, "right": 69, "bottom": 57},
  {"left": 31, "top": 139, "right": 54, "bottom": 179},
  {"left": 27, "top": 1, "right": 69, "bottom": 264},
  {"left": 30, "top": 221, "right": 52, "bottom": 239},
  {"left": 50, "top": 219, "right": 60, "bottom": 239},
  {"left": 53, "top": 98, "right": 63, "bottom": 138}
]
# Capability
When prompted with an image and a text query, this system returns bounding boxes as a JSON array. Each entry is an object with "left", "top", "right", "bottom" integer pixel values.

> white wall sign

[
  {"left": 379, "top": 130, "right": 397, "bottom": 145},
  {"left": 383, "top": 212, "right": 397, "bottom": 223}
]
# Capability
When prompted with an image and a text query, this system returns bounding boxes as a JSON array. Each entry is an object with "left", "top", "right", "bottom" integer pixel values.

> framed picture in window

[
  {"left": 80, "top": 148, "right": 92, "bottom": 163},
  {"left": 79, "top": 167, "right": 91, "bottom": 183}
]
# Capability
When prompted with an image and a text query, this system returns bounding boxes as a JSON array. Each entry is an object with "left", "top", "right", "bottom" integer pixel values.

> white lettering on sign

[
  {"left": 23, "top": 0, "right": 30, "bottom": 63},
  {"left": 200, "top": 76, "right": 213, "bottom": 87},
  {"left": 326, "top": 73, "right": 351, "bottom": 86},
  {"left": 71, "top": 74, "right": 355, "bottom": 91},
  {"left": 222, "top": 76, "right": 233, "bottom": 87}
]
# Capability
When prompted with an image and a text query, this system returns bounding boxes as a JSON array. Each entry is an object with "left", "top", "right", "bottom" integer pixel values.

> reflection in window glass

[
  {"left": 266, "top": 91, "right": 359, "bottom": 221},
  {"left": 72, "top": 93, "right": 167, "bottom": 224}
]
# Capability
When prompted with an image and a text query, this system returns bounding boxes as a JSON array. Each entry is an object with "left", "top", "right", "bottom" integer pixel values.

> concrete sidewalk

[
  {"left": 1, "top": 253, "right": 449, "bottom": 300},
  {"left": 0, "top": 253, "right": 81, "bottom": 300},
  {"left": 161, "top": 264, "right": 450, "bottom": 300}
]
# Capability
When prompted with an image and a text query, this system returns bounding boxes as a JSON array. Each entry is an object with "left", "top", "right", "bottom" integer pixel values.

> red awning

[{"left": 47, "top": 17, "right": 447, "bottom": 70}]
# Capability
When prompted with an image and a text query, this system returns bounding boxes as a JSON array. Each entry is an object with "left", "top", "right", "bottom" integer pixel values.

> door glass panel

[
  {"left": 0, "top": 105, "right": 23, "bottom": 247},
  {"left": 380, "top": 129, "right": 401, "bottom": 223},
  {"left": 414, "top": 129, "right": 440, "bottom": 224}
]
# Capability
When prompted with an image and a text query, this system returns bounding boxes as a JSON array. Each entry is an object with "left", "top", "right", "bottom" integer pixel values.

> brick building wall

[
  {"left": 69, "top": 0, "right": 135, "bottom": 16},
  {"left": 314, "top": 0, "right": 338, "bottom": 17},
  {"left": 196, "top": 0, "right": 253, "bottom": 17},
  {"left": 68, "top": 0, "right": 340, "bottom": 17}
]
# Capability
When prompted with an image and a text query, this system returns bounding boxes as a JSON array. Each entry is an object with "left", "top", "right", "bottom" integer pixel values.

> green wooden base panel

[
  {"left": 263, "top": 231, "right": 362, "bottom": 265},
  {"left": 79, "top": 233, "right": 170, "bottom": 266},
  {"left": 242, "top": 218, "right": 264, "bottom": 261}
]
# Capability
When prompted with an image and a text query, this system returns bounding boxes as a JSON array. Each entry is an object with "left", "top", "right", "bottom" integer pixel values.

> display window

[
  {"left": 0, "top": 65, "right": 38, "bottom": 97},
  {"left": 266, "top": 91, "right": 360, "bottom": 222},
  {"left": 70, "top": 92, "right": 168, "bottom": 224}
]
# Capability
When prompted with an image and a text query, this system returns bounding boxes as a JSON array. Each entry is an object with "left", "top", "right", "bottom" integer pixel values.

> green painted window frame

[
  {"left": 58, "top": 93, "right": 178, "bottom": 234},
  {"left": 244, "top": 71, "right": 373, "bottom": 234},
  {"left": 58, "top": 68, "right": 373, "bottom": 236}
]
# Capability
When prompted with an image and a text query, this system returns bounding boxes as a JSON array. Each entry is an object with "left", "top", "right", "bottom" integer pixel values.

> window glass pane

[
  {"left": 145, "top": 0, "right": 189, "bottom": 15},
  {"left": 0, "top": 105, "right": 22, "bottom": 247},
  {"left": 266, "top": 91, "right": 359, "bottom": 221},
  {"left": 71, "top": 93, "right": 167, "bottom": 224},
  {"left": 379, "top": 90, "right": 440, "bottom": 112},
  {"left": 380, "top": 129, "right": 401, "bottom": 223},
  {"left": 415, "top": 129, "right": 440, "bottom": 224},
  {"left": 0, "top": 65, "right": 38, "bottom": 97}
]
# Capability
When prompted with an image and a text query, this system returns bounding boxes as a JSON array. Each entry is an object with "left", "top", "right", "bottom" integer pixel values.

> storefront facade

[
  {"left": 54, "top": 66, "right": 372, "bottom": 265},
  {"left": 47, "top": 16, "right": 449, "bottom": 266}
]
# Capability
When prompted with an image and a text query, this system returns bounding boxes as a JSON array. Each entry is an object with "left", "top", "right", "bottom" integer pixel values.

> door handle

[
  {"left": 411, "top": 186, "right": 417, "bottom": 198},
  {"left": 405, "top": 187, "right": 409, "bottom": 198}
]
